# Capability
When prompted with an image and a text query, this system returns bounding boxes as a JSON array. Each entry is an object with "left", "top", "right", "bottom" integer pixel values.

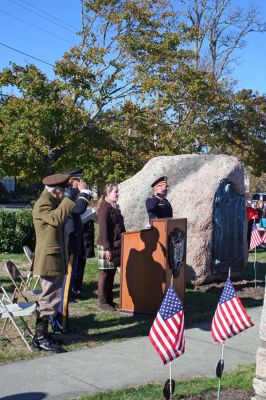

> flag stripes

[
  {"left": 149, "top": 311, "right": 184, "bottom": 364},
  {"left": 211, "top": 278, "right": 253, "bottom": 343},
  {"left": 250, "top": 222, "right": 263, "bottom": 250},
  {"left": 149, "top": 285, "right": 185, "bottom": 364}
]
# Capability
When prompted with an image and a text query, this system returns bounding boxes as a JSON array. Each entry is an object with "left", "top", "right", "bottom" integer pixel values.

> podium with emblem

[{"left": 119, "top": 218, "right": 187, "bottom": 315}]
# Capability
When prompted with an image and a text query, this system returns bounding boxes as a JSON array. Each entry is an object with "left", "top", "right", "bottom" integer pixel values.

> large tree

[
  {"left": 177, "top": 0, "right": 266, "bottom": 82},
  {"left": 0, "top": 0, "right": 201, "bottom": 182},
  {"left": 1, "top": 0, "right": 266, "bottom": 183},
  {"left": 0, "top": 64, "right": 105, "bottom": 180}
]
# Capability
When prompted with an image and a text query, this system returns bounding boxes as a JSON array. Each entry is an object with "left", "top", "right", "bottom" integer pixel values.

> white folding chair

[
  {"left": 0, "top": 286, "right": 36, "bottom": 351},
  {"left": 23, "top": 245, "right": 40, "bottom": 290},
  {"left": 23, "top": 245, "right": 34, "bottom": 264},
  {"left": 5, "top": 260, "right": 42, "bottom": 303}
]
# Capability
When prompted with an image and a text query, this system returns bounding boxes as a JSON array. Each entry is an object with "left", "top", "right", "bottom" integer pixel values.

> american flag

[
  {"left": 261, "top": 230, "right": 266, "bottom": 244},
  {"left": 211, "top": 277, "right": 253, "bottom": 343},
  {"left": 250, "top": 222, "right": 262, "bottom": 250},
  {"left": 149, "top": 284, "right": 185, "bottom": 364}
]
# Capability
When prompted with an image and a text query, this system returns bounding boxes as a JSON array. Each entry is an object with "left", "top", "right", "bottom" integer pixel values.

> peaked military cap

[
  {"left": 42, "top": 173, "right": 70, "bottom": 187},
  {"left": 64, "top": 168, "right": 83, "bottom": 180},
  {"left": 151, "top": 176, "right": 169, "bottom": 188}
]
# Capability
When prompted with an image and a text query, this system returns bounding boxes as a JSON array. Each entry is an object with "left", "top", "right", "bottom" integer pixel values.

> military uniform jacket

[
  {"left": 146, "top": 194, "right": 173, "bottom": 221},
  {"left": 65, "top": 195, "right": 90, "bottom": 257},
  {"left": 32, "top": 189, "right": 75, "bottom": 276}
]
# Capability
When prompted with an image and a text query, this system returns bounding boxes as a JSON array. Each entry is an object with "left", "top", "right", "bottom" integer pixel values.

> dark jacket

[
  {"left": 97, "top": 200, "right": 125, "bottom": 250},
  {"left": 82, "top": 220, "right": 95, "bottom": 258},
  {"left": 146, "top": 194, "right": 173, "bottom": 221},
  {"left": 65, "top": 194, "right": 90, "bottom": 256}
]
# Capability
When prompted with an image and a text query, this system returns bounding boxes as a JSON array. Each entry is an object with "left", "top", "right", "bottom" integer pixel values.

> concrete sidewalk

[{"left": 0, "top": 306, "right": 262, "bottom": 400}]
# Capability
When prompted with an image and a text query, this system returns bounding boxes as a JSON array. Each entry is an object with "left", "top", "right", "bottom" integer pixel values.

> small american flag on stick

[
  {"left": 211, "top": 277, "right": 253, "bottom": 343},
  {"left": 250, "top": 222, "right": 262, "bottom": 250},
  {"left": 149, "top": 285, "right": 185, "bottom": 364}
]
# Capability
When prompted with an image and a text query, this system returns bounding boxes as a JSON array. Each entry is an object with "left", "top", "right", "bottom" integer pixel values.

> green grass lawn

[
  {"left": 0, "top": 251, "right": 265, "bottom": 364},
  {"left": 75, "top": 364, "right": 255, "bottom": 399}
]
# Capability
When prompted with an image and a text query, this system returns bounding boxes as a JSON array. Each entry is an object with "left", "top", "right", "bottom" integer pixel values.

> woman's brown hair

[{"left": 97, "top": 183, "right": 118, "bottom": 210}]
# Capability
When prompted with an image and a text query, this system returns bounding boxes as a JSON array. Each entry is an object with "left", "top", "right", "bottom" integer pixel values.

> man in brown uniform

[{"left": 32, "top": 173, "right": 76, "bottom": 352}]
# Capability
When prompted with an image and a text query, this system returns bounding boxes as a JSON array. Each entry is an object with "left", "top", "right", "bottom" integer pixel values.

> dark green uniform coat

[{"left": 32, "top": 189, "right": 75, "bottom": 276}]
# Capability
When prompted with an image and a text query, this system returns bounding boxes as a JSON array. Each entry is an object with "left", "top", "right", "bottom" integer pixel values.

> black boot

[
  {"left": 106, "top": 269, "right": 118, "bottom": 308},
  {"left": 32, "top": 318, "right": 63, "bottom": 353},
  {"left": 98, "top": 270, "right": 116, "bottom": 312}
]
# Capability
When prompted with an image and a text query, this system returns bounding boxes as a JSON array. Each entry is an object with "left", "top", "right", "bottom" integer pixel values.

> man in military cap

[
  {"left": 50, "top": 168, "right": 93, "bottom": 333},
  {"left": 146, "top": 176, "right": 173, "bottom": 222},
  {"left": 32, "top": 173, "right": 78, "bottom": 352}
]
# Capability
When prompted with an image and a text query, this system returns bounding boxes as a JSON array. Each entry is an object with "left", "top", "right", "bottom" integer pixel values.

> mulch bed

[{"left": 196, "top": 279, "right": 265, "bottom": 301}]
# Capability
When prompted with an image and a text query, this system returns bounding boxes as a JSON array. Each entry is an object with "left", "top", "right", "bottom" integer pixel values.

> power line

[
  {"left": 18, "top": 0, "right": 79, "bottom": 31},
  {"left": 0, "top": 8, "right": 73, "bottom": 44},
  {"left": 0, "top": 41, "right": 54, "bottom": 67},
  {"left": 9, "top": 0, "right": 77, "bottom": 34}
]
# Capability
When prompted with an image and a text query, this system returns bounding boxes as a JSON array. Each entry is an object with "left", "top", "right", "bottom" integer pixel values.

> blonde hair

[{"left": 97, "top": 183, "right": 118, "bottom": 210}]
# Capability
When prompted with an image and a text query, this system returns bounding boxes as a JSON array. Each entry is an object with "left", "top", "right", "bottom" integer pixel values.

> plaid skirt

[{"left": 97, "top": 245, "right": 121, "bottom": 270}]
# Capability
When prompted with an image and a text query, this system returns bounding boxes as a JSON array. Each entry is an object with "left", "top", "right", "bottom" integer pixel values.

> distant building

[{"left": 1, "top": 176, "right": 16, "bottom": 192}]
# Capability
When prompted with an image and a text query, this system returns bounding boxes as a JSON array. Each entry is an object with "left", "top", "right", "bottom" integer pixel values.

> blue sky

[{"left": 0, "top": 0, "right": 266, "bottom": 94}]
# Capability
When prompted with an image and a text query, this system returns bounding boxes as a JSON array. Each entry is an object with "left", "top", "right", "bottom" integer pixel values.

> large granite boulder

[{"left": 118, "top": 154, "right": 247, "bottom": 285}]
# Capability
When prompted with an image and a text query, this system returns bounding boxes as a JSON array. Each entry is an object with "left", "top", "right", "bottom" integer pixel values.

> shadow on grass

[
  {"left": 244, "top": 259, "right": 266, "bottom": 282},
  {"left": 75, "top": 282, "right": 120, "bottom": 301},
  {"left": 80, "top": 281, "right": 98, "bottom": 299},
  {"left": 63, "top": 312, "right": 152, "bottom": 345},
  {"left": 184, "top": 290, "right": 219, "bottom": 327}
]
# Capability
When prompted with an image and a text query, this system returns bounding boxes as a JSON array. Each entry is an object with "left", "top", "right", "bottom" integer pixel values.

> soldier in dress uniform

[
  {"left": 50, "top": 168, "right": 93, "bottom": 333},
  {"left": 145, "top": 176, "right": 173, "bottom": 222}
]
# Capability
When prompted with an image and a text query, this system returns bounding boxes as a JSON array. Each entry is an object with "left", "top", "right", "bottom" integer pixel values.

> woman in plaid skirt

[{"left": 97, "top": 183, "right": 125, "bottom": 311}]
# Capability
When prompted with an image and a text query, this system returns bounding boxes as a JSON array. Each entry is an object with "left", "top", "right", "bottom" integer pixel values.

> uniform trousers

[
  {"left": 72, "top": 256, "right": 87, "bottom": 291},
  {"left": 37, "top": 275, "right": 64, "bottom": 319},
  {"left": 50, "top": 254, "right": 78, "bottom": 330}
]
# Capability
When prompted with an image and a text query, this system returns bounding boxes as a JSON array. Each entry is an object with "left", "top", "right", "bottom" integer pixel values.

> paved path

[{"left": 0, "top": 306, "right": 262, "bottom": 400}]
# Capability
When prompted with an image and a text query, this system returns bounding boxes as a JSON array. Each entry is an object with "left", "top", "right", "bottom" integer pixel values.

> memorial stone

[{"left": 118, "top": 154, "right": 247, "bottom": 284}]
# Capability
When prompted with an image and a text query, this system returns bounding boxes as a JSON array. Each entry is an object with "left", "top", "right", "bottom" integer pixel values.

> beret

[
  {"left": 42, "top": 173, "right": 70, "bottom": 187},
  {"left": 63, "top": 168, "right": 83, "bottom": 180},
  {"left": 151, "top": 176, "right": 168, "bottom": 188}
]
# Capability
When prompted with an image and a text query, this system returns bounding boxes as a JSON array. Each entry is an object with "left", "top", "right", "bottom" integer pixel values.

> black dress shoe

[
  {"left": 52, "top": 326, "right": 80, "bottom": 335},
  {"left": 32, "top": 334, "right": 63, "bottom": 353},
  {"left": 110, "top": 302, "right": 119, "bottom": 309},
  {"left": 71, "top": 289, "right": 84, "bottom": 299},
  {"left": 52, "top": 327, "right": 70, "bottom": 335}
]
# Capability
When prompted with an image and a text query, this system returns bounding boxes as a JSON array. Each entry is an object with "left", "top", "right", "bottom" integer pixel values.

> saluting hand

[
  {"left": 105, "top": 251, "right": 112, "bottom": 262},
  {"left": 78, "top": 179, "right": 87, "bottom": 191}
]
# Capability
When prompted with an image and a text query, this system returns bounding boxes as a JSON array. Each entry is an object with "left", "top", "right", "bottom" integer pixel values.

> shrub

[
  {"left": 0, "top": 209, "right": 35, "bottom": 253},
  {"left": 0, "top": 182, "right": 10, "bottom": 203}
]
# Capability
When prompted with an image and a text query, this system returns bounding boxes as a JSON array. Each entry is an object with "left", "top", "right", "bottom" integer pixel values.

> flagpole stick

[
  {"left": 217, "top": 342, "right": 225, "bottom": 400},
  {"left": 254, "top": 246, "right": 257, "bottom": 289},
  {"left": 169, "top": 361, "right": 172, "bottom": 400}
]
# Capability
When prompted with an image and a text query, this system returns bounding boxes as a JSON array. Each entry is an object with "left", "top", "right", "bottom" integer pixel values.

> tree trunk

[{"left": 253, "top": 284, "right": 266, "bottom": 399}]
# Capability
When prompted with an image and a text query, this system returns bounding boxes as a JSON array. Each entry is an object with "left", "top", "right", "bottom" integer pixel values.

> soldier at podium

[{"left": 145, "top": 176, "right": 173, "bottom": 222}]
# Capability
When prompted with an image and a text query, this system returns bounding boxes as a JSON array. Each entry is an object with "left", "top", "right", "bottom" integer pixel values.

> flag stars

[
  {"left": 219, "top": 278, "right": 236, "bottom": 304},
  {"left": 160, "top": 286, "right": 183, "bottom": 320}
]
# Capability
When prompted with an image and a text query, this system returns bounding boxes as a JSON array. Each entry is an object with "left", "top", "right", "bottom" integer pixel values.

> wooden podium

[{"left": 120, "top": 218, "right": 187, "bottom": 315}]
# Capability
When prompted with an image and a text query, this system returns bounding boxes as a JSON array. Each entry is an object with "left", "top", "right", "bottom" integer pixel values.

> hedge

[{"left": 0, "top": 209, "right": 35, "bottom": 253}]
